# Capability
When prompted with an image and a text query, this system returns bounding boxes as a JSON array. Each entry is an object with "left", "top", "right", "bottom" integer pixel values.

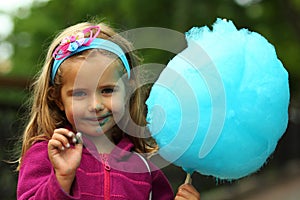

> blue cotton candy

[{"left": 146, "top": 18, "right": 290, "bottom": 180}]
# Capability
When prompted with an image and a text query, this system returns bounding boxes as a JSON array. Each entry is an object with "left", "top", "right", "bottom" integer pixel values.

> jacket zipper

[{"left": 101, "top": 154, "right": 111, "bottom": 200}]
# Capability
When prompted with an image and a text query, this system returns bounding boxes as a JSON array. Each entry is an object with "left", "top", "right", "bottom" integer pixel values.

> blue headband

[{"left": 51, "top": 26, "right": 130, "bottom": 84}]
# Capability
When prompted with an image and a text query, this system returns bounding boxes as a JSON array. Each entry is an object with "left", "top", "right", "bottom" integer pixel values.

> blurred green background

[{"left": 1, "top": 0, "right": 299, "bottom": 199}]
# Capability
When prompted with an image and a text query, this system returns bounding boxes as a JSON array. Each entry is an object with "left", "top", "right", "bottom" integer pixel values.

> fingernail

[
  {"left": 68, "top": 132, "right": 73, "bottom": 137},
  {"left": 66, "top": 143, "right": 70, "bottom": 148},
  {"left": 76, "top": 132, "right": 83, "bottom": 144},
  {"left": 72, "top": 137, "right": 77, "bottom": 143},
  {"left": 61, "top": 146, "right": 65, "bottom": 151}
]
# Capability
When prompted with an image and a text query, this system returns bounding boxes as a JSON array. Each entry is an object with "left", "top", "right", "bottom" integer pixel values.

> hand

[
  {"left": 175, "top": 183, "right": 200, "bottom": 200},
  {"left": 48, "top": 128, "right": 83, "bottom": 193}
]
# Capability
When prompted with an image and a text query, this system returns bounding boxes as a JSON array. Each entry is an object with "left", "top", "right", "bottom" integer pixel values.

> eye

[
  {"left": 72, "top": 90, "right": 87, "bottom": 97},
  {"left": 101, "top": 87, "right": 114, "bottom": 94}
]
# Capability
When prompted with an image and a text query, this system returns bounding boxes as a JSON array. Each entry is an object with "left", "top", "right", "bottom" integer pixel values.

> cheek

[
  {"left": 64, "top": 106, "right": 75, "bottom": 125},
  {"left": 111, "top": 100, "right": 125, "bottom": 114},
  {"left": 64, "top": 103, "right": 83, "bottom": 127},
  {"left": 111, "top": 96, "right": 126, "bottom": 118}
]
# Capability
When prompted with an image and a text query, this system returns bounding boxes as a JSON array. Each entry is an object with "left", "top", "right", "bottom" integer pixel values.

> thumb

[
  {"left": 74, "top": 132, "right": 84, "bottom": 153},
  {"left": 75, "top": 142, "right": 83, "bottom": 151}
]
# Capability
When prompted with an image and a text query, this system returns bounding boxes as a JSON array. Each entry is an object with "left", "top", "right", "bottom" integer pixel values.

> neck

[
  {"left": 96, "top": 137, "right": 115, "bottom": 154},
  {"left": 84, "top": 126, "right": 122, "bottom": 154}
]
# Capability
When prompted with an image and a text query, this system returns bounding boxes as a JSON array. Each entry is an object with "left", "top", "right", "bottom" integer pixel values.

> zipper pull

[{"left": 101, "top": 154, "right": 111, "bottom": 171}]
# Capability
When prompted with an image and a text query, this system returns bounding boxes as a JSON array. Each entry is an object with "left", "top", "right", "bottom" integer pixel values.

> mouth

[
  {"left": 86, "top": 113, "right": 111, "bottom": 126},
  {"left": 97, "top": 116, "right": 110, "bottom": 126}
]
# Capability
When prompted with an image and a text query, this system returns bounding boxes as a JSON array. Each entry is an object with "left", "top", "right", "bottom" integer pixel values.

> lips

[{"left": 84, "top": 113, "right": 111, "bottom": 125}]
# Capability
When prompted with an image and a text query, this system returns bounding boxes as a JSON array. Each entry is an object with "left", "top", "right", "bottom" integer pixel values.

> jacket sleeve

[
  {"left": 17, "top": 141, "right": 80, "bottom": 200},
  {"left": 150, "top": 166, "right": 174, "bottom": 200}
]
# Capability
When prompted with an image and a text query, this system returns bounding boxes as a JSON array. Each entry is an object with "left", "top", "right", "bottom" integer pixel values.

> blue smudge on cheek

[
  {"left": 96, "top": 127, "right": 102, "bottom": 133},
  {"left": 99, "top": 117, "right": 109, "bottom": 127}
]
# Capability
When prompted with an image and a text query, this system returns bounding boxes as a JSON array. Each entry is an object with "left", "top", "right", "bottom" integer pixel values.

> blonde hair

[{"left": 17, "top": 21, "right": 157, "bottom": 170}]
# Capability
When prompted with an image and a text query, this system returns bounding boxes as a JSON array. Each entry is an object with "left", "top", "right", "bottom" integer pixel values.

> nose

[
  {"left": 89, "top": 95, "right": 104, "bottom": 112},
  {"left": 95, "top": 103, "right": 104, "bottom": 111}
]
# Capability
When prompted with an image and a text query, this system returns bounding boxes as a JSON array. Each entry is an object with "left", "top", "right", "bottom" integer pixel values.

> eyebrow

[
  {"left": 66, "top": 88, "right": 87, "bottom": 95},
  {"left": 99, "top": 82, "right": 118, "bottom": 88}
]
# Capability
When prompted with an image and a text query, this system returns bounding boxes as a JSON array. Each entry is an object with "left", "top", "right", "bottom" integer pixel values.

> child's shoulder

[{"left": 24, "top": 140, "right": 49, "bottom": 160}]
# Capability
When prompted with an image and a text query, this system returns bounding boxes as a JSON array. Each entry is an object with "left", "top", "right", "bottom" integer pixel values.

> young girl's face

[{"left": 58, "top": 52, "right": 127, "bottom": 137}]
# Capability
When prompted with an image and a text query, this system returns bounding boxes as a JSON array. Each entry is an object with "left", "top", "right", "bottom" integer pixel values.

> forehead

[{"left": 60, "top": 51, "right": 124, "bottom": 86}]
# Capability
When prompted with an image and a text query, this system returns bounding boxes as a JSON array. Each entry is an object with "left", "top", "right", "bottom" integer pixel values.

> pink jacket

[{"left": 17, "top": 137, "right": 174, "bottom": 200}]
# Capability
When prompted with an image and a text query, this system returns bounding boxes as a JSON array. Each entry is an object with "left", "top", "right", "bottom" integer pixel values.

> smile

[
  {"left": 85, "top": 113, "right": 111, "bottom": 126},
  {"left": 98, "top": 117, "right": 109, "bottom": 126}
]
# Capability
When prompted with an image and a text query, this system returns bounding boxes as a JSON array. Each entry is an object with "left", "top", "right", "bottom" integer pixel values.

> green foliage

[
  {"left": 5, "top": 0, "right": 300, "bottom": 80},
  {"left": 0, "top": 0, "right": 299, "bottom": 104}
]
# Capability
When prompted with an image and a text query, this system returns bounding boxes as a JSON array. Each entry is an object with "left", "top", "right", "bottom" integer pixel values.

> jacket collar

[{"left": 82, "top": 135, "right": 134, "bottom": 161}]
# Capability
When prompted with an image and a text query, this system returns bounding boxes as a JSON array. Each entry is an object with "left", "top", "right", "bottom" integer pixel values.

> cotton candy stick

[{"left": 184, "top": 173, "right": 192, "bottom": 184}]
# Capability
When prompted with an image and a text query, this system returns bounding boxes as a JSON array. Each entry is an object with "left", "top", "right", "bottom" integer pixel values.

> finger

[
  {"left": 67, "top": 131, "right": 78, "bottom": 144},
  {"left": 59, "top": 129, "right": 83, "bottom": 145},
  {"left": 48, "top": 138, "right": 65, "bottom": 151},
  {"left": 174, "top": 196, "right": 184, "bottom": 200},
  {"left": 175, "top": 191, "right": 199, "bottom": 200},
  {"left": 52, "top": 132, "right": 71, "bottom": 149},
  {"left": 176, "top": 188, "right": 189, "bottom": 199},
  {"left": 54, "top": 128, "right": 75, "bottom": 139},
  {"left": 174, "top": 193, "right": 189, "bottom": 200},
  {"left": 74, "top": 141, "right": 83, "bottom": 153},
  {"left": 179, "top": 184, "right": 199, "bottom": 196},
  {"left": 54, "top": 128, "right": 76, "bottom": 141},
  {"left": 53, "top": 129, "right": 76, "bottom": 144},
  {"left": 75, "top": 132, "right": 83, "bottom": 145},
  {"left": 177, "top": 184, "right": 200, "bottom": 199}
]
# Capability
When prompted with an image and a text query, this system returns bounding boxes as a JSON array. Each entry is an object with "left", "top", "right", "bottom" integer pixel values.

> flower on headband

[{"left": 52, "top": 26, "right": 101, "bottom": 60}]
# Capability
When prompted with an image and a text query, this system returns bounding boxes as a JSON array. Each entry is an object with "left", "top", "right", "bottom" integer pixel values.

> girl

[{"left": 17, "top": 21, "right": 200, "bottom": 200}]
